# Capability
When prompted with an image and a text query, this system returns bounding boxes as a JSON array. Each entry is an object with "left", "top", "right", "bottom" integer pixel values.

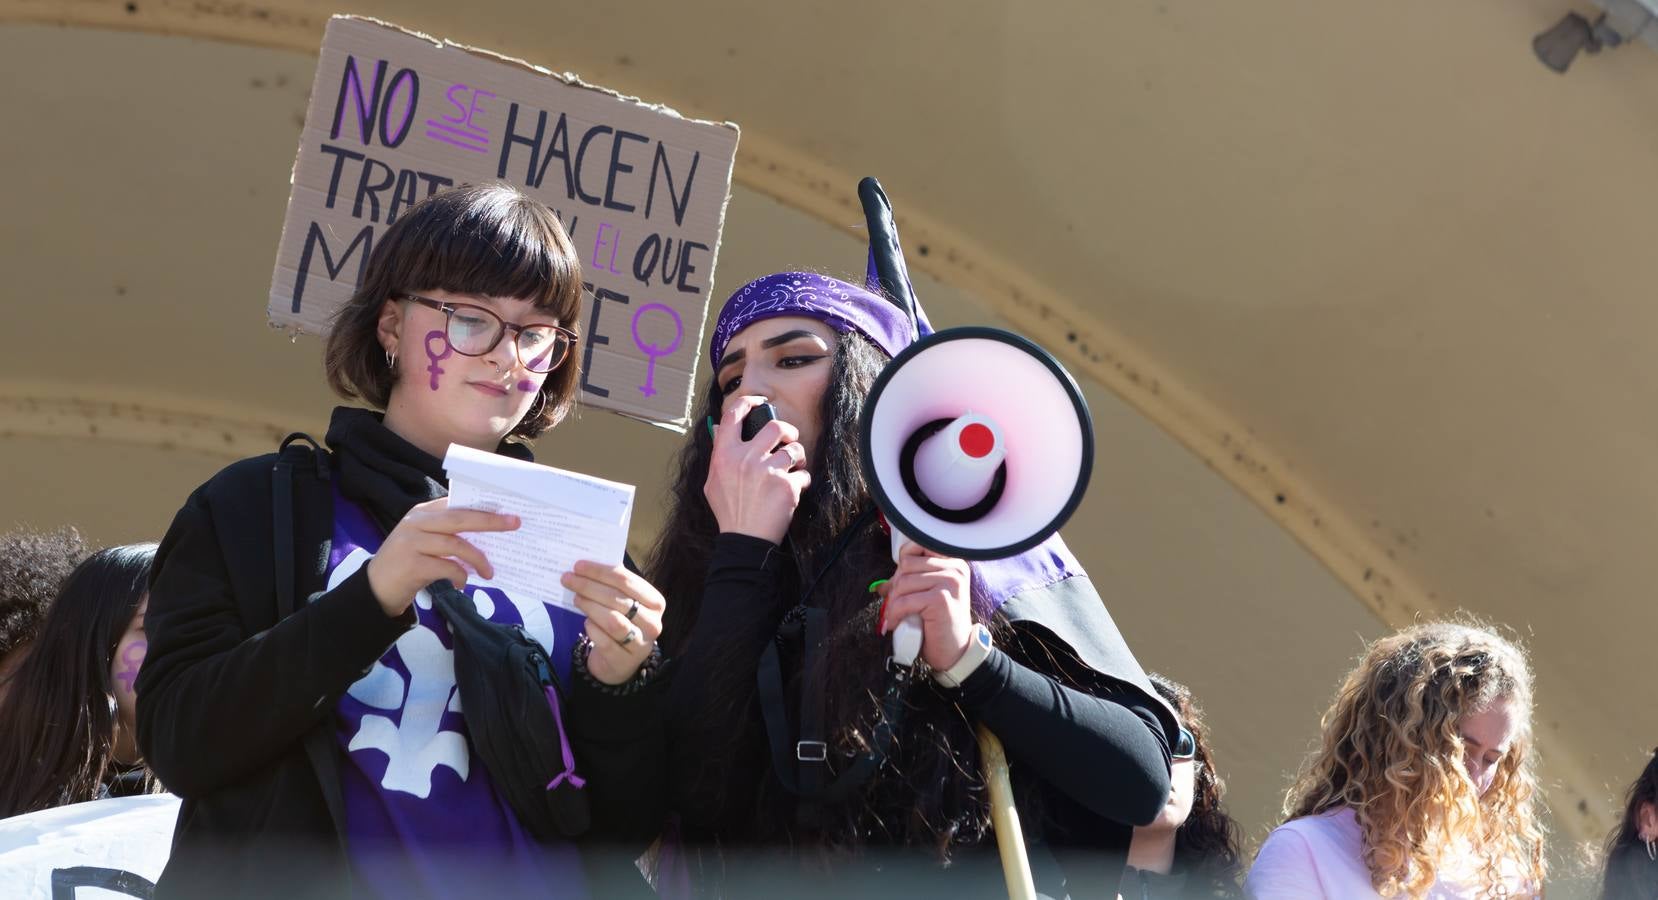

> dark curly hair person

[
  {"left": 1119, "top": 674, "right": 1244, "bottom": 899},
  {"left": 0, "top": 526, "right": 91, "bottom": 694}
]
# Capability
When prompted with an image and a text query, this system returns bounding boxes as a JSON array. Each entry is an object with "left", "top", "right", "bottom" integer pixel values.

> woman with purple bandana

[
  {"left": 138, "top": 183, "right": 668, "bottom": 899},
  {"left": 645, "top": 267, "right": 1179, "bottom": 898}
]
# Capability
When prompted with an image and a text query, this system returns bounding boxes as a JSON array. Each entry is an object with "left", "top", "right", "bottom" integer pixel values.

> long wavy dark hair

[
  {"left": 0, "top": 543, "right": 157, "bottom": 817},
  {"left": 1600, "top": 748, "right": 1658, "bottom": 900},
  {"left": 1146, "top": 673, "right": 1244, "bottom": 897},
  {"left": 649, "top": 328, "right": 997, "bottom": 863}
]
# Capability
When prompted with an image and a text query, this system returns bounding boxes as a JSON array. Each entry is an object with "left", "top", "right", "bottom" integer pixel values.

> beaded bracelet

[{"left": 572, "top": 636, "right": 664, "bottom": 696}]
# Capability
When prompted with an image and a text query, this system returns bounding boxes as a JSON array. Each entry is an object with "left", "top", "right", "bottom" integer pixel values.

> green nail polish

[
  {"left": 706, "top": 416, "right": 716, "bottom": 440},
  {"left": 867, "top": 579, "right": 889, "bottom": 592}
]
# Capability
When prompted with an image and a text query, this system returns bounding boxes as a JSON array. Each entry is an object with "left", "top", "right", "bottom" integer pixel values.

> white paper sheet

[{"left": 443, "top": 444, "right": 635, "bottom": 613}]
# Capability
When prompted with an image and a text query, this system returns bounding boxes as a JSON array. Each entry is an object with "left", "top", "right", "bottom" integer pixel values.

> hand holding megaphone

[
  {"left": 705, "top": 397, "right": 811, "bottom": 545},
  {"left": 878, "top": 411, "right": 1007, "bottom": 666},
  {"left": 875, "top": 539, "right": 973, "bottom": 671},
  {"left": 859, "top": 328, "right": 1095, "bottom": 669}
]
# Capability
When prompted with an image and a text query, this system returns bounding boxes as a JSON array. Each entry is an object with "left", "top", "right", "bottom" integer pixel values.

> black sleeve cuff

[
  {"left": 569, "top": 660, "right": 671, "bottom": 742},
  {"left": 945, "top": 647, "right": 1016, "bottom": 709},
  {"left": 709, "top": 532, "right": 785, "bottom": 572}
]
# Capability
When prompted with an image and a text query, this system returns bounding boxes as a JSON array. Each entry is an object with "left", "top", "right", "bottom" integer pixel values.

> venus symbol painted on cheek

[
  {"left": 114, "top": 640, "right": 146, "bottom": 694},
  {"left": 424, "top": 330, "right": 452, "bottom": 390}
]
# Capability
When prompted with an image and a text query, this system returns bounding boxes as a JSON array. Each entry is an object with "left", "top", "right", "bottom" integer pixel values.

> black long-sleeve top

[{"left": 666, "top": 532, "right": 1172, "bottom": 899}]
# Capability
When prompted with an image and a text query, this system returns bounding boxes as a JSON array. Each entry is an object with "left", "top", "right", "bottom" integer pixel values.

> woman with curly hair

[
  {"left": 1119, "top": 673, "right": 1244, "bottom": 898},
  {"left": 1598, "top": 747, "right": 1658, "bottom": 900},
  {"left": 1246, "top": 621, "right": 1544, "bottom": 899}
]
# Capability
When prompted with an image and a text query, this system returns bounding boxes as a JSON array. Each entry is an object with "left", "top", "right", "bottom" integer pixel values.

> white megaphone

[{"left": 859, "top": 326, "right": 1095, "bottom": 666}]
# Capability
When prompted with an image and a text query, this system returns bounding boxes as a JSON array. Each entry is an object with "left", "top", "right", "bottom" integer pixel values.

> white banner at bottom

[{"left": 0, "top": 795, "right": 179, "bottom": 899}]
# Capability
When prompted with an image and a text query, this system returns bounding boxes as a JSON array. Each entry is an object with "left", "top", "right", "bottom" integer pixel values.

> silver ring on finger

[
  {"left": 626, "top": 599, "right": 640, "bottom": 621},
  {"left": 620, "top": 627, "right": 640, "bottom": 647}
]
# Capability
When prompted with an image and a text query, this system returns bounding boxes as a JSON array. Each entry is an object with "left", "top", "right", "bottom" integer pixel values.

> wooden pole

[{"left": 977, "top": 725, "right": 1036, "bottom": 900}]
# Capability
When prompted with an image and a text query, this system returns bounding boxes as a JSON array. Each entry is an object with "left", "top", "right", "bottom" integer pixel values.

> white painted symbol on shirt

[{"left": 330, "top": 547, "right": 469, "bottom": 798}]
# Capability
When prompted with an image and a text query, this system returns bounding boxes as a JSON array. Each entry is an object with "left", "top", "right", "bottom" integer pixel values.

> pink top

[{"left": 1246, "top": 807, "right": 1529, "bottom": 899}]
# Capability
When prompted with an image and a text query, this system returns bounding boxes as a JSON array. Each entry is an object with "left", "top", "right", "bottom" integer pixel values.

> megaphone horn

[{"left": 860, "top": 326, "right": 1094, "bottom": 564}]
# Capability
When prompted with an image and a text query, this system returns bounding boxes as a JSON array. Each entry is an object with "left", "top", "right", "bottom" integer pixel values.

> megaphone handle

[{"left": 888, "top": 528, "right": 924, "bottom": 667}]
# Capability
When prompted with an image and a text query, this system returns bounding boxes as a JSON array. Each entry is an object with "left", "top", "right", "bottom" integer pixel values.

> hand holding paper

[
  {"left": 443, "top": 444, "right": 636, "bottom": 615},
  {"left": 561, "top": 561, "right": 666, "bottom": 685},
  {"left": 365, "top": 498, "right": 520, "bottom": 618}
]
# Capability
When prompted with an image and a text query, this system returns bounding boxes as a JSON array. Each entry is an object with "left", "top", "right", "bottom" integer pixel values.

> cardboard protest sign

[
  {"left": 0, "top": 795, "right": 180, "bottom": 899},
  {"left": 270, "top": 16, "right": 740, "bottom": 430}
]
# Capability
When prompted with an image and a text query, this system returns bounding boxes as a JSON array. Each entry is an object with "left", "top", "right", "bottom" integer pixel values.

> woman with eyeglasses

[
  {"left": 137, "top": 183, "right": 667, "bottom": 899},
  {"left": 1118, "top": 674, "right": 1244, "bottom": 899},
  {"left": 1245, "top": 622, "right": 1544, "bottom": 899}
]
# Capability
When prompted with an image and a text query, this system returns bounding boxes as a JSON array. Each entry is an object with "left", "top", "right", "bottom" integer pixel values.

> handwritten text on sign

[{"left": 269, "top": 17, "right": 740, "bottom": 430}]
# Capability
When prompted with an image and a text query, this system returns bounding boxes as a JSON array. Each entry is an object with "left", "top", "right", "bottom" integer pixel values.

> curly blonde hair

[{"left": 1282, "top": 621, "right": 1546, "bottom": 898}]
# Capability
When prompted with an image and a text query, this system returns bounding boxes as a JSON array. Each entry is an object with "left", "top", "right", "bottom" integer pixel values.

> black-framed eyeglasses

[
  {"left": 401, "top": 294, "right": 577, "bottom": 374},
  {"left": 1173, "top": 726, "right": 1197, "bottom": 761}
]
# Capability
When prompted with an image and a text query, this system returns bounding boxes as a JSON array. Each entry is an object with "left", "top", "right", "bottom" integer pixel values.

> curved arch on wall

[
  {"left": 0, "top": 0, "right": 1608, "bottom": 836},
  {"left": 0, "top": 385, "right": 298, "bottom": 460}
]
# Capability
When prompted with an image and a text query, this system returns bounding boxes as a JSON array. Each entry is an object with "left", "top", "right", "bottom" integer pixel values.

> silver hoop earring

[
  {"left": 1647, "top": 838, "right": 1655, "bottom": 861},
  {"left": 386, "top": 349, "right": 397, "bottom": 370},
  {"left": 526, "top": 391, "right": 547, "bottom": 422}
]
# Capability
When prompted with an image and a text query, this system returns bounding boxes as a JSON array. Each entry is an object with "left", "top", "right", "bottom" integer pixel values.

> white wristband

[{"left": 934, "top": 623, "right": 994, "bottom": 688}]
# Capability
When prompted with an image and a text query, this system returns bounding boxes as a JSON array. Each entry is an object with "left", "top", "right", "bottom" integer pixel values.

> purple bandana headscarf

[{"left": 708, "top": 271, "right": 933, "bottom": 370}]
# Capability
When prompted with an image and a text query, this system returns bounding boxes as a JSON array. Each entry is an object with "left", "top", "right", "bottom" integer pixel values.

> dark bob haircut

[{"left": 324, "top": 182, "right": 584, "bottom": 439}]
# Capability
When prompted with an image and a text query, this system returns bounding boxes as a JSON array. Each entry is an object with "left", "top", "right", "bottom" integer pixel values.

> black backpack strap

[
  {"left": 755, "top": 507, "right": 912, "bottom": 822},
  {"left": 272, "top": 432, "right": 329, "bottom": 618}
]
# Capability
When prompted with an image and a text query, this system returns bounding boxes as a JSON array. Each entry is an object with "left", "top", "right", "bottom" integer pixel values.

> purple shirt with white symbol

[{"left": 326, "top": 489, "right": 587, "bottom": 899}]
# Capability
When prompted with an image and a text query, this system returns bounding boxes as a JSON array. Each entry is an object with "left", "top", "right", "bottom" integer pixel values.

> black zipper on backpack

[{"left": 514, "top": 625, "right": 555, "bottom": 688}]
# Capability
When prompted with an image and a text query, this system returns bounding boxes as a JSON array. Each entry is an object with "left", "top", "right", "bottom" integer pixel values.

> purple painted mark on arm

[
  {"left": 631, "top": 303, "right": 684, "bottom": 398},
  {"left": 424, "top": 329, "right": 453, "bottom": 391},
  {"left": 114, "top": 640, "right": 146, "bottom": 694}
]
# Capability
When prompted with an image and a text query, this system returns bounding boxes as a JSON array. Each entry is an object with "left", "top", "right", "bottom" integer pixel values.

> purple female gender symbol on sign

[{"left": 631, "top": 303, "right": 684, "bottom": 398}]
